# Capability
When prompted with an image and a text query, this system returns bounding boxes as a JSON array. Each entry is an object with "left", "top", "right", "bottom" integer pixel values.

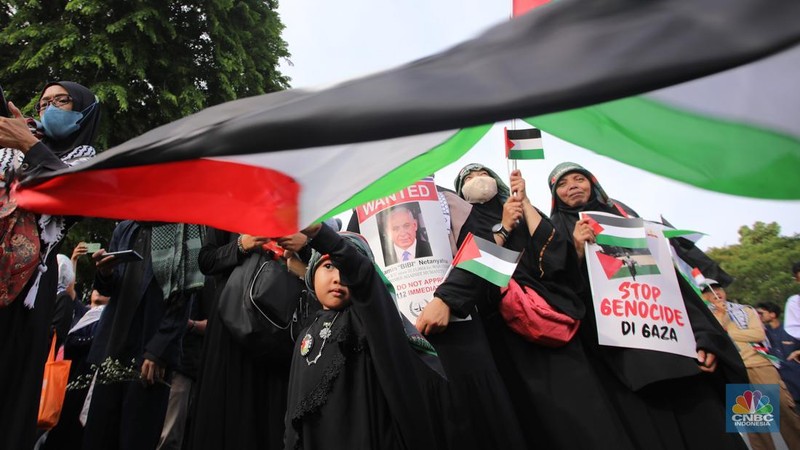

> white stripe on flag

[
  {"left": 211, "top": 129, "right": 459, "bottom": 225},
  {"left": 597, "top": 223, "right": 646, "bottom": 240},
  {"left": 474, "top": 250, "right": 518, "bottom": 277},
  {"left": 510, "top": 137, "right": 543, "bottom": 150}
]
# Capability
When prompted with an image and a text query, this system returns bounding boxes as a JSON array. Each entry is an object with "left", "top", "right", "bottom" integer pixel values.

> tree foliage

[
  {"left": 707, "top": 222, "right": 800, "bottom": 309},
  {"left": 0, "top": 0, "right": 290, "bottom": 149},
  {"left": 1, "top": 0, "right": 290, "bottom": 294}
]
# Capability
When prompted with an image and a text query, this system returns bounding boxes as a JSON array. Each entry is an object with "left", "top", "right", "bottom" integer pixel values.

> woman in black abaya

[
  {"left": 190, "top": 228, "right": 308, "bottom": 450},
  {"left": 548, "top": 161, "right": 748, "bottom": 450},
  {"left": 434, "top": 163, "right": 635, "bottom": 450},
  {"left": 0, "top": 81, "right": 100, "bottom": 449}
]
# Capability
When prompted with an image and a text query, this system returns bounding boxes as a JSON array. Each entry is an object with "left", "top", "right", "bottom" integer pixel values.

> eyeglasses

[{"left": 35, "top": 94, "right": 73, "bottom": 112}]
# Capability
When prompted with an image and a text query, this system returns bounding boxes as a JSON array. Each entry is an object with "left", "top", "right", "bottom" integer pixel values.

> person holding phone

[
  {"left": 0, "top": 81, "right": 100, "bottom": 450},
  {"left": 81, "top": 221, "right": 201, "bottom": 450}
]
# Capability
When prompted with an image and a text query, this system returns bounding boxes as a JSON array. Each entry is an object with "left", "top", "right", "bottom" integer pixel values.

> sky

[{"left": 276, "top": 0, "right": 800, "bottom": 250}]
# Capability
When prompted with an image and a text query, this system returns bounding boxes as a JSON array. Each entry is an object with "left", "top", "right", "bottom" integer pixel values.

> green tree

[
  {"left": 707, "top": 222, "right": 800, "bottom": 309},
  {"left": 0, "top": 0, "right": 290, "bottom": 149},
  {"left": 2, "top": 0, "right": 290, "bottom": 297}
]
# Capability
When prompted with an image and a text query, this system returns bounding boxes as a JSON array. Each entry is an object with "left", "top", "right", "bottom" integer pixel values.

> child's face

[{"left": 314, "top": 258, "right": 351, "bottom": 310}]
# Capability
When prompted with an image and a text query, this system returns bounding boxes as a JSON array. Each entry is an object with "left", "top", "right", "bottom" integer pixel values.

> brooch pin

[
  {"left": 300, "top": 333, "right": 314, "bottom": 356},
  {"left": 305, "top": 312, "right": 341, "bottom": 365}
]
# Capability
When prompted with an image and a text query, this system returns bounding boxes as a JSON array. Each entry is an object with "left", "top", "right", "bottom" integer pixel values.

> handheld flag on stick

[
  {"left": 691, "top": 267, "right": 706, "bottom": 287},
  {"left": 505, "top": 127, "right": 544, "bottom": 161},
  {"left": 451, "top": 233, "right": 521, "bottom": 287}
]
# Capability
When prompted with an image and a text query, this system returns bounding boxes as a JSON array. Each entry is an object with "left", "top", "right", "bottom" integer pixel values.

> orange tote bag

[{"left": 37, "top": 335, "right": 72, "bottom": 429}]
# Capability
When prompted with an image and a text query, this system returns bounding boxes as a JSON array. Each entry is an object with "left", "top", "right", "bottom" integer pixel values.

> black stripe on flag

[
  {"left": 586, "top": 213, "right": 644, "bottom": 229},
  {"left": 472, "top": 233, "right": 522, "bottom": 263},
  {"left": 506, "top": 128, "right": 542, "bottom": 140}
]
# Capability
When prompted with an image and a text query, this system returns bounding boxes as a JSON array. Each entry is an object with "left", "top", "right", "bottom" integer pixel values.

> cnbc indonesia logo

[{"left": 730, "top": 389, "right": 775, "bottom": 429}]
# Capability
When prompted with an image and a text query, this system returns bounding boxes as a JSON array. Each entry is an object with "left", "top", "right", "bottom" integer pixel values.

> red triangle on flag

[
  {"left": 596, "top": 251, "right": 624, "bottom": 279},
  {"left": 504, "top": 127, "right": 514, "bottom": 158},
  {"left": 453, "top": 233, "right": 482, "bottom": 266},
  {"left": 586, "top": 216, "right": 604, "bottom": 236}
]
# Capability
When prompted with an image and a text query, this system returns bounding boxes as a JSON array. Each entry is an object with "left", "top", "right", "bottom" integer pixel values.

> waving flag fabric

[
  {"left": 13, "top": 0, "right": 800, "bottom": 236},
  {"left": 530, "top": 43, "right": 800, "bottom": 200}
]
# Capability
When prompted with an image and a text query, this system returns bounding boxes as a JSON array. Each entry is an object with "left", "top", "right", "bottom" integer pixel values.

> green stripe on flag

[
  {"left": 527, "top": 96, "right": 800, "bottom": 200},
  {"left": 662, "top": 229, "right": 705, "bottom": 239},
  {"left": 457, "top": 259, "right": 513, "bottom": 287},
  {"left": 509, "top": 149, "right": 545, "bottom": 160},
  {"left": 595, "top": 235, "right": 648, "bottom": 249},
  {"left": 318, "top": 124, "right": 492, "bottom": 221}
]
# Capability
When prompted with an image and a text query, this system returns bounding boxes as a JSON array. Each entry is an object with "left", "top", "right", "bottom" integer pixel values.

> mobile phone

[
  {"left": 104, "top": 249, "right": 144, "bottom": 263},
  {"left": 84, "top": 243, "right": 102, "bottom": 254},
  {"left": 0, "top": 85, "right": 10, "bottom": 118}
]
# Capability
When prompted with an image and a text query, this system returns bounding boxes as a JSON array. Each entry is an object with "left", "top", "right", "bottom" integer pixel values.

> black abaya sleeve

[
  {"left": 92, "top": 221, "right": 128, "bottom": 297},
  {"left": 433, "top": 268, "right": 486, "bottom": 318},
  {"left": 198, "top": 228, "right": 242, "bottom": 277},
  {"left": 310, "top": 224, "right": 442, "bottom": 450},
  {"left": 18, "top": 142, "right": 69, "bottom": 179},
  {"left": 143, "top": 290, "right": 191, "bottom": 368}
]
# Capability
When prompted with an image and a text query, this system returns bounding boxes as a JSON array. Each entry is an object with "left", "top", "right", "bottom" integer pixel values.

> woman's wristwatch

[{"left": 492, "top": 223, "right": 510, "bottom": 241}]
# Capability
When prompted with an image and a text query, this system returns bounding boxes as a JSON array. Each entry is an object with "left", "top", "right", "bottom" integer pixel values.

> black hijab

[{"left": 38, "top": 81, "right": 101, "bottom": 155}]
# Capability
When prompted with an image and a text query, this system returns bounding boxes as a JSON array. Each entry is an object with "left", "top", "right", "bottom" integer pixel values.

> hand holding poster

[{"left": 582, "top": 211, "right": 697, "bottom": 358}]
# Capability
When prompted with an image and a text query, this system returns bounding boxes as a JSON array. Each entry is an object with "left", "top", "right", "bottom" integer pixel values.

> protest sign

[
  {"left": 355, "top": 178, "right": 455, "bottom": 322},
  {"left": 583, "top": 211, "right": 697, "bottom": 358}
]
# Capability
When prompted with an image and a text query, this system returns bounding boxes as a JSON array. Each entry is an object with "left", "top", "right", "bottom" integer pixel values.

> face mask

[
  {"left": 41, "top": 103, "right": 94, "bottom": 140},
  {"left": 461, "top": 176, "right": 498, "bottom": 204}
]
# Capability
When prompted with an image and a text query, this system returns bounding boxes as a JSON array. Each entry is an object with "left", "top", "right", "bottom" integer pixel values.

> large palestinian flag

[
  {"left": 12, "top": 0, "right": 800, "bottom": 236},
  {"left": 530, "top": 43, "right": 800, "bottom": 200}
]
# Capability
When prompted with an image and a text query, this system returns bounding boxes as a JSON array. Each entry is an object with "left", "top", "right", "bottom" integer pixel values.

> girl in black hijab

[
  {"left": 548, "top": 161, "right": 748, "bottom": 450},
  {"left": 285, "top": 223, "right": 445, "bottom": 450},
  {"left": 0, "top": 81, "right": 100, "bottom": 450}
]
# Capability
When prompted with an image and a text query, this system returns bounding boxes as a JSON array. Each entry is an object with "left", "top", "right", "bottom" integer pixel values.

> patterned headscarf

[{"left": 150, "top": 223, "right": 204, "bottom": 301}]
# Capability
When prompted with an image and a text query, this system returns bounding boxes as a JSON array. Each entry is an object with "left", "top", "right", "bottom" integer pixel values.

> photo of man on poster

[{"left": 381, "top": 204, "right": 433, "bottom": 266}]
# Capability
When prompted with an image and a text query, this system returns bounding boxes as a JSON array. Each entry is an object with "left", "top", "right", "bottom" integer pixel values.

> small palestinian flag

[
  {"left": 585, "top": 213, "right": 660, "bottom": 279},
  {"left": 505, "top": 127, "right": 544, "bottom": 160},
  {"left": 452, "top": 233, "right": 521, "bottom": 287},
  {"left": 691, "top": 267, "right": 707, "bottom": 287}
]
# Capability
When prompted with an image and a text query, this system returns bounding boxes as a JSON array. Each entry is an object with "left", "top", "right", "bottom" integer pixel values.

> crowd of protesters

[{"left": 3, "top": 81, "right": 800, "bottom": 450}]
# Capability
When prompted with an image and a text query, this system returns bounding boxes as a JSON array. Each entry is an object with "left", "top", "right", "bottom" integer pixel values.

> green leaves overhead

[{"left": 0, "top": 0, "right": 290, "bottom": 149}]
